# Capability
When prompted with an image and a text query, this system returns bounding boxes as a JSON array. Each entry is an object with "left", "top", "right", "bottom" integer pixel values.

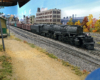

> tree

[
  {"left": 74, "top": 20, "right": 81, "bottom": 26},
  {"left": 92, "top": 18, "right": 97, "bottom": 28},
  {"left": 83, "top": 25, "right": 89, "bottom": 32},
  {"left": 94, "top": 19, "right": 100, "bottom": 32},
  {"left": 67, "top": 18, "right": 73, "bottom": 25},
  {"left": 81, "top": 16, "right": 88, "bottom": 28},
  {"left": 86, "top": 14, "right": 93, "bottom": 31}
]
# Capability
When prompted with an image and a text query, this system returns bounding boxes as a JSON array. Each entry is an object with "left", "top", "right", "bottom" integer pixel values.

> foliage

[
  {"left": 92, "top": 18, "right": 97, "bottom": 28},
  {"left": 0, "top": 12, "right": 3, "bottom": 15},
  {"left": 67, "top": 18, "right": 73, "bottom": 25},
  {"left": 94, "top": 19, "right": 100, "bottom": 32},
  {"left": 83, "top": 25, "right": 89, "bottom": 32},
  {"left": 81, "top": 16, "right": 88, "bottom": 28},
  {"left": 74, "top": 20, "right": 81, "bottom": 26},
  {"left": 86, "top": 14, "right": 93, "bottom": 31}
]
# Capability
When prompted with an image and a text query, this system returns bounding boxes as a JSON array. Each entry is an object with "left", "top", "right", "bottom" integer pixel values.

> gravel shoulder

[{"left": 0, "top": 37, "right": 85, "bottom": 80}]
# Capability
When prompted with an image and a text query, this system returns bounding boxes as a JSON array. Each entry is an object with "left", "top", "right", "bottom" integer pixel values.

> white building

[{"left": 35, "top": 8, "right": 61, "bottom": 24}]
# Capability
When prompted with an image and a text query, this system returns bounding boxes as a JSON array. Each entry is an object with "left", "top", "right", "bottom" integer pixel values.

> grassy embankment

[{"left": 0, "top": 45, "right": 13, "bottom": 80}]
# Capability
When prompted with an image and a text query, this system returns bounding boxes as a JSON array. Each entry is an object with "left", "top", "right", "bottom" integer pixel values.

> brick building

[{"left": 35, "top": 8, "right": 61, "bottom": 24}]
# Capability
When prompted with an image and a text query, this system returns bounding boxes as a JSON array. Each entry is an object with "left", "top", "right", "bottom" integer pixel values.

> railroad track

[{"left": 10, "top": 26, "right": 100, "bottom": 71}]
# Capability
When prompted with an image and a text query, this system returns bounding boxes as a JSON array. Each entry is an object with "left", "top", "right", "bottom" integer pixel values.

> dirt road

[{"left": 0, "top": 38, "right": 84, "bottom": 80}]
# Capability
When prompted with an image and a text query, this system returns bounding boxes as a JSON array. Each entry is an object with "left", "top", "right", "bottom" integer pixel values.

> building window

[
  {"left": 50, "top": 19, "right": 52, "bottom": 22},
  {"left": 53, "top": 19, "right": 56, "bottom": 22},
  {"left": 57, "top": 19, "right": 60, "bottom": 22},
  {"left": 53, "top": 11, "right": 56, "bottom": 14},
  {"left": 53, "top": 15, "right": 56, "bottom": 18},
  {"left": 57, "top": 11, "right": 60, "bottom": 14},
  {"left": 57, "top": 15, "right": 60, "bottom": 18},
  {"left": 50, "top": 15, "right": 52, "bottom": 18}
]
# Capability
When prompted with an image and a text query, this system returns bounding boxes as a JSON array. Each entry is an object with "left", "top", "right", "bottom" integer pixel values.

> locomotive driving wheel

[
  {"left": 86, "top": 44, "right": 94, "bottom": 50},
  {"left": 74, "top": 38, "right": 82, "bottom": 47},
  {"left": 58, "top": 35, "right": 62, "bottom": 41}
]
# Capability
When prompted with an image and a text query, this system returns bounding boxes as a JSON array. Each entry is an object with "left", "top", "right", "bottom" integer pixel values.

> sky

[
  {"left": 0, "top": 5, "right": 18, "bottom": 16},
  {"left": 0, "top": 0, "right": 100, "bottom": 19}
]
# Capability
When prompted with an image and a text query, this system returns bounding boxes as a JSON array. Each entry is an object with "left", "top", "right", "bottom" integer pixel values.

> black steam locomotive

[{"left": 30, "top": 24, "right": 95, "bottom": 50}]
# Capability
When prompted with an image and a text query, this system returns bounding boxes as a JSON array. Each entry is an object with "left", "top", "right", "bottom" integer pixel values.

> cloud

[
  {"left": 29, "top": 9, "right": 31, "bottom": 15},
  {"left": 61, "top": 6, "right": 100, "bottom": 19}
]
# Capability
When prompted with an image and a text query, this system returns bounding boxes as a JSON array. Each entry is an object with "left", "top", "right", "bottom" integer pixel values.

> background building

[
  {"left": 35, "top": 8, "right": 61, "bottom": 24},
  {"left": 22, "top": 15, "right": 30, "bottom": 24},
  {"left": 30, "top": 15, "right": 35, "bottom": 24},
  {"left": 61, "top": 14, "right": 84, "bottom": 25}
]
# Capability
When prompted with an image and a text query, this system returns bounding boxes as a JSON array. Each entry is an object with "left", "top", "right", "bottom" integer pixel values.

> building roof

[
  {"left": 36, "top": 8, "right": 61, "bottom": 14},
  {"left": 0, "top": 0, "right": 30, "bottom": 7},
  {"left": 0, "top": 17, "right": 7, "bottom": 21}
]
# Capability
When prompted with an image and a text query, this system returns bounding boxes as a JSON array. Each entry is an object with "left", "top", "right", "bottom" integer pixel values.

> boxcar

[
  {"left": 0, "top": 17, "right": 7, "bottom": 37},
  {"left": 17, "top": 23, "right": 22, "bottom": 28},
  {"left": 26, "top": 24, "right": 32, "bottom": 31},
  {"left": 23, "top": 24, "right": 26, "bottom": 30}
]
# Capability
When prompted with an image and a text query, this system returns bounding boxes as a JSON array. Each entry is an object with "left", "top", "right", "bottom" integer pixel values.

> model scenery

[{"left": 0, "top": 0, "right": 100, "bottom": 80}]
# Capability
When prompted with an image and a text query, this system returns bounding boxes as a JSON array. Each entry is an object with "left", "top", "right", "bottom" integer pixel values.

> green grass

[
  {"left": 14, "top": 38, "right": 21, "bottom": 41},
  {"left": 47, "top": 53, "right": 58, "bottom": 59},
  {"left": 91, "top": 36, "right": 97, "bottom": 38},
  {"left": 97, "top": 42, "right": 100, "bottom": 44},
  {"left": 0, "top": 55, "right": 12, "bottom": 80},
  {"left": 0, "top": 45, "right": 3, "bottom": 51},
  {"left": 62, "top": 60, "right": 84, "bottom": 76},
  {"left": 62, "top": 60, "right": 71, "bottom": 66},
  {"left": 27, "top": 43, "right": 36, "bottom": 48}
]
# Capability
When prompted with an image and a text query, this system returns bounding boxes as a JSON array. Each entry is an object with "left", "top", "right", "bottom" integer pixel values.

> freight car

[{"left": 15, "top": 23, "right": 95, "bottom": 50}]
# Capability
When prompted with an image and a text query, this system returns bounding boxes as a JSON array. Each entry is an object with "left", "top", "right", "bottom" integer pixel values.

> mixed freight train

[{"left": 10, "top": 23, "right": 95, "bottom": 50}]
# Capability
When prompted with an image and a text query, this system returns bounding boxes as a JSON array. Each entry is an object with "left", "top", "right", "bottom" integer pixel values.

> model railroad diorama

[{"left": 9, "top": 22, "right": 95, "bottom": 50}]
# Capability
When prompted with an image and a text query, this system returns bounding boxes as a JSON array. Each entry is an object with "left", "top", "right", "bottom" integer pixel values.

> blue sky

[
  {"left": 0, "top": 0, "right": 100, "bottom": 19},
  {"left": 0, "top": 5, "right": 18, "bottom": 16}
]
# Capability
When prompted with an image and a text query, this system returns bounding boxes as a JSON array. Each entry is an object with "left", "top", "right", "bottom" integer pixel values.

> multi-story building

[
  {"left": 30, "top": 15, "right": 35, "bottom": 24},
  {"left": 23, "top": 15, "right": 30, "bottom": 24},
  {"left": 35, "top": 8, "right": 61, "bottom": 24}
]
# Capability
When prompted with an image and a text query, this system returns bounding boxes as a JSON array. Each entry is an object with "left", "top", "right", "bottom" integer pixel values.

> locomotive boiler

[{"left": 30, "top": 24, "right": 95, "bottom": 50}]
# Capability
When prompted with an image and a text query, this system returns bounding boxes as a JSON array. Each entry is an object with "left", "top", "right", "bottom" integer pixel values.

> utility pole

[{"left": 0, "top": 19, "right": 5, "bottom": 51}]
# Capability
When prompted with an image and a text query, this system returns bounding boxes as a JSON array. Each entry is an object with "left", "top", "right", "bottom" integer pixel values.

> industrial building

[
  {"left": 35, "top": 8, "right": 61, "bottom": 24},
  {"left": 61, "top": 14, "right": 84, "bottom": 25}
]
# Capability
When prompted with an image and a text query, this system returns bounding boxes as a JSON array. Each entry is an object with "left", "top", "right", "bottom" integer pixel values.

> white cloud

[
  {"left": 61, "top": 6, "right": 100, "bottom": 19},
  {"left": 29, "top": 9, "right": 31, "bottom": 15}
]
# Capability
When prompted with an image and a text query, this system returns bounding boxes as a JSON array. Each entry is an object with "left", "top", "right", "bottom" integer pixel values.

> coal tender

[{"left": 30, "top": 24, "right": 95, "bottom": 50}]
